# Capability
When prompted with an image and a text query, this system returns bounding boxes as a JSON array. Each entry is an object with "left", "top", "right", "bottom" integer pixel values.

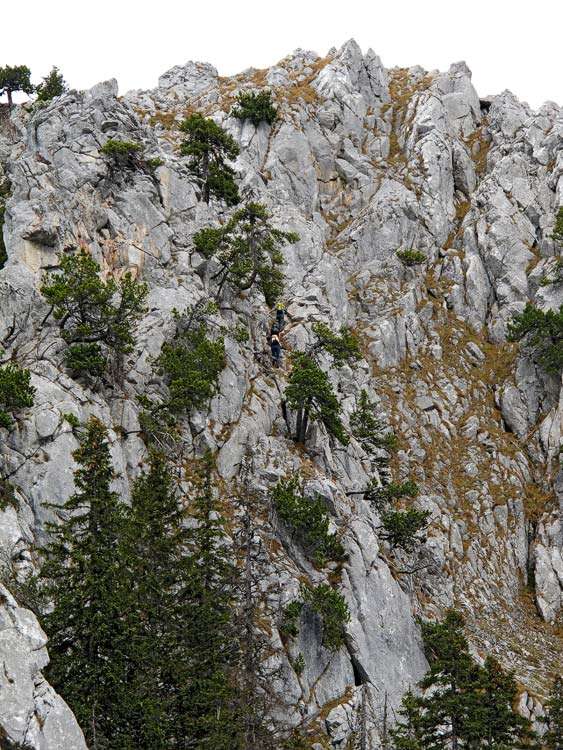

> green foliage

[
  {"left": 364, "top": 479, "right": 419, "bottom": 512},
  {"left": 271, "top": 476, "right": 345, "bottom": 566},
  {"left": 300, "top": 582, "right": 350, "bottom": 651},
  {"left": 40, "top": 250, "right": 148, "bottom": 379},
  {"left": 293, "top": 653, "right": 305, "bottom": 676},
  {"left": 194, "top": 201, "right": 298, "bottom": 305},
  {"left": 540, "top": 257, "right": 563, "bottom": 287},
  {"left": 380, "top": 508, "right": 429, "bottom": 552},
  {"left": 507, "top": 302, "right": 563, "bottom": 374},
  {"left": 0, "top": 362, "right": 35, "bottom": 429},
  {"left": 390, "top": 689, "right": 426, "bottom": 750},
  {"left": 101, "top": 138, "right": 142, "bottom": 158},
  {"left": 41, "top": 417, "right": 130, "bottom": 747},
  {"left": 143, "top": 300, "right": 225, "bottom": 435},
  {"left": 0, "top": 65, "right": 33, "bottom": 105},
  {"left": 350, "top": 390, "right": 397, "bottom": 454},
  {"left": 311, "top": 322, "right": 361, "bottom": 366},
  {"left": 280, "top": 600, "right": 303, "bottom": 638},
  {"left": 62, "top": 412, "right": 80, "bottom": 428},
  {"left": 0, "top": 186, "right": 7, "bottom": 270},
  {"left": 0, "top": 477, "right": 17, "bottom": 512},
  {"left": 231, "top": 90, "right": 278, "bottom": 126},
  {"left": 146, "top": 156, "right": 164, "bottom": 170},
  {"left": 542, "top": 675, "right": 563, "bottom": 750},
  {"left": 552, "top": 206, "right": 563, "bottom": 246},
  {"left": 285, "top": 352, "right": 348, "bottom": 445},
  {"left": 174, "top": 453, "right": 242, "bottom": 748},
  {"left": 232, "top": 322, "right": 249, "bottom": 343},
  {"left": 179, "top": 112, "right": 240, "bottom": 205},
  {"left": 396, "top": 249, "right": 427, "bottom": 267},
  {"left": 35, "top": 66, "right": 67, "bottom": 102},
  {"left": 391, "top": 610, "right": 538, "bottom": 749}
]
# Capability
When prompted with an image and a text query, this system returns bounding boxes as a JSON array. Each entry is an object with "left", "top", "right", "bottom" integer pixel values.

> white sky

[{"left": 3, "top": 0, "right": 562, "bottom": 109}]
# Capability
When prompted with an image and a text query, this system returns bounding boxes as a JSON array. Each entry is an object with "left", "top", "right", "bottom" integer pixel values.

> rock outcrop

[{"left": 0, "top": 40, "right": 561, "bottom": 747}]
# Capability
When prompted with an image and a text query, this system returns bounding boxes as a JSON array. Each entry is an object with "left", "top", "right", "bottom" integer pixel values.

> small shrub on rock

[
  {"left": 350, "top": 390, "right": 397, "bottom": 454},
  {"left": 396, "top": 249, "right": 427, "bottom": 267},
  {"left": 271, "top": 476, "right": 345, "bottom": 566},
  {"left": 0, "top": 362, "right": 35, "bottom": 429},
  {"left": 380, "top": 508, "right": 430, "bottom": 552},
  {"left": 231, "top": 90, "right": 277, "bottom": 126},
  {"left": 280, "top": 600, "right": 303, "bottom": 638},
  {"left": 507, "top": 302, "right": 563, "bottom": 374},
  {"left": 311, "top": 322, "right": 362, "bottom": 367},
  {"left": 300, "top": 582, "right": 350, "bottom": 651}
]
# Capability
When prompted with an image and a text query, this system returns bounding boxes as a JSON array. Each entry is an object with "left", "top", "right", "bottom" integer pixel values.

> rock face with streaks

[{"left": 0, "top": 39, "right": 561, "bottom": 747}]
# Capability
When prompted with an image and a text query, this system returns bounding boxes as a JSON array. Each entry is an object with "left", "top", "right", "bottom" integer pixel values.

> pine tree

[
  {"left": 0, "top": 65, "right": 33, "bottom": 106},
  {"left": 231, "top": 90, "right": 278, "bottom": 126},
  {"left": 285, "top": 352, "right": 348, "bottom": 445},
  {"left": 141, "top": 300, "right": 225, "bottom": 442},
  {"left": 231, "top": 451, "right": 289, "bottom": 749},
  {"left": 390, "top": 689, "right": 426, "bottom": 750},
  {"left": 117, "top": 451, "right": 188, "bottom": 748},
  {"left": 350, "top": 390, "right": 397, "bottom": 454},
  {"left": 194, "top": 202, "right": 298, "bottom": 305},
  {"left": 36, "top": 66, "right": 67, "bottom": 102},
  {"left": 542, "top": 675, "right": 563, "bottom": 750},
  {"left": 507, "top": 303, "right": 563, "bottom": 375},
  {"left": 419, "top": 610, "right": 483, "bottom": 750},
  {"left": 40, "top": 250, "right": 148, "bottom": 380},
  {"left": 174, "top": 453, "right": 242, "bottom": 749},
  {"left": 310, "top": 322, "right": 362, "bottom": 367},
  {"left": 0, "top": 361, "right": 35, "bottom": 429},
  {"left": 473, "top": 656, "right": 535, "bottom": 749},
  {"left": 41, "top": 417, "right": 130, "bottom": 748},
  {"left": 179, "top": 113, "right": 240, "bottom": 205}
]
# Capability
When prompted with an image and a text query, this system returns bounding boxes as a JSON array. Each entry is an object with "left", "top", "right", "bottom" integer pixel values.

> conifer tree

[
  {"left": 174, "top": 453, "right": 241, "bottom": 749},
  {"left": 474, "top": 656, "right": 535, "bottom": 749},
  {"left": 118, "top": 451, "right": 187, "bottom": 748},
  {"left": 231, "top": 451, "right": 289, "bottom": 749},
  {"left": 390, "top": 689, "right": 426, "bottom": 750},
  {"left": 194, "top": 202, "right": 298, "bottom": 305},
  {"left": 0, "top": 65, "right": 33, "bottom": 106},
  {"left": 231, "top": 90, "right": 278, "bottom": 126},
  {"left": 141, "top": 300, "right": 225, "bottom": 442},
  {"left": 419, "top": 610, "right": 483, "bottom": 749},
  {"left": 350, "top": 390, "right": 397, "bottom": 454},
  {"left": 36, "top": 66, "right": 67, "bottom": 102},
  {"left": 179, "top": 113, "right": 240, "bottom": 205},
  {"left": 0, "top": 361, "right": 35, "bottom": 429},
  {"left": 40, "top": 250, "right": 148, "bottom": 381},
  {"left": 507, "top": 303, "right": 563, "bottom": 375},
  {"left": 41, "top": 417, "right": 129, "bottom": 748},
  {"left": 542, "top": 675, "right": 563, "bottom": 750},
  {"left": 310, "top": 322, "right": 362, "bottom": 367},
  {"left": 285, "top": 352, "right": 348, "bottom": 445}
]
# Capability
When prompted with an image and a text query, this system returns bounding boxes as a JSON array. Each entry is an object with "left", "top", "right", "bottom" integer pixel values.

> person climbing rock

[
  {"left": 275, "top": 302, "right": 285, "bottom": 331},
  {"left": 270, "top": 322, "right": 282, "bottom": 367}
]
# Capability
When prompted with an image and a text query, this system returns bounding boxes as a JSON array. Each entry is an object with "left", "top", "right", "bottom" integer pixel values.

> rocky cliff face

[{"left": 0, "top": 40, "right": 561, "bottom": 748}]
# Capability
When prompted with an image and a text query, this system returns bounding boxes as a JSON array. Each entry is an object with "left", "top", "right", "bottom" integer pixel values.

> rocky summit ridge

[{"left": 0, "top": 39, "right": 561, "bottom": 748}]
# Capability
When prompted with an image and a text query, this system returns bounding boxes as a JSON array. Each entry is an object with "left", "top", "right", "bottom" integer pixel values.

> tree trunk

[
  {"left": 6, "top": 89, "right": 12, "bottom": 107},
  {"left": 300, "top": 404, "right": 310, "bottom": 444},
  {"left": 202, "top": 152, "right": 210, "bottom": 203},
  {"left": 295, "top": 407, "right": 303, "bottom": 443}
]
